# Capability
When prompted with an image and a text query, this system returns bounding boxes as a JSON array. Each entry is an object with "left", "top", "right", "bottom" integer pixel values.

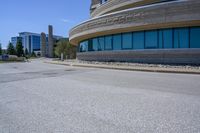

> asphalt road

[{"left": 0, "top": 59, "right": 200, "bottom": 133}]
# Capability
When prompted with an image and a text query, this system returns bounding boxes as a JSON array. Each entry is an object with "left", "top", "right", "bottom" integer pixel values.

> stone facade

[
  {"left": 70, "top": 0, "right": 200, "bottom": 45},
  {"left": 69, "top": 0, "right": 200, "bottom": 64},
  {"left": 48, "top": 25, "right": 54, "bottom": 58},
  {"left": 91, "top": 0, "right": 100, "bottom": 6},
  {"left": 90, "top": 0, "right": 100, "bottom": 13},
  {"left": 40, "top": 32, "right": 46, "bottom": 57},
  {"left": 90, "top": 0, "right": 160, "bottom": 18},
  {"left": 77, "top": 49, "right": 200, "bottom": 65}
]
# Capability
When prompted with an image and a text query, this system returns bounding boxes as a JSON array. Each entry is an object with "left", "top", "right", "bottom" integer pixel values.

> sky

[{"left": 0, "top": 0, "right": 91, "bottom": 48}]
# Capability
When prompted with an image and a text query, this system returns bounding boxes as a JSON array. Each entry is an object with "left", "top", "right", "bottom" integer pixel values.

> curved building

[{"left": 69, "top": 0, "right": 200, "bottom": 64}]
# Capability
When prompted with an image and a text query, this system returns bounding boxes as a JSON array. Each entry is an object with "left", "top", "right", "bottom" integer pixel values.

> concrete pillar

[
  {"left": 40, "top": 32, "right": 46, "bottom": 57},
  {"left": 48, "top": 25, "right": 54, "bottom": 58}
]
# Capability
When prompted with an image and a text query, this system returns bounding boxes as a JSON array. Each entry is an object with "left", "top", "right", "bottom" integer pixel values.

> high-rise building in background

[
  {"left": 11, "top": 37, "right": 22, "bottom": 47},
  {"left": 14, "top": 32, "right": 41, "bottom": 55},
  {"left": 11, "top": 26, "right": 63, "bottom": 56},
  {"left": 69, "top": 0, "right": 200, "bottom": 64}
]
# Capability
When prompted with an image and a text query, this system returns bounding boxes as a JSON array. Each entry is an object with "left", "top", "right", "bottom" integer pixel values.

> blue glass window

[
  {"left": 145, "top": 30, "right": 158, "bottom": 49},
  {"left": 113, "top": 34, "right": 121, "bottom": 50},
  {"left": 162, "top": 29, "right": 173, "bottom": 48},
  {"left": 80, "top": 41, "right": 88, "bottom": 52},
  {"left": 88, "top": 39, "right": 93, "bottom": 51},
  {"left": 92, "top": 38, "right": 98, "bottom": 51},
  {"left": 190, "top": 27, "right": 200, "bottom": 48},
  {"left": 174, "top": 30, "right": 179, "bottom": 48},
  {"left": 32, "top": 36, "right": 41, "bottom": 51},
  {"left": 133, "top": 31, "right": 144, "bottom": 49},
  {"left": 158, "top": 30, "right": 163, "bottom": 49},
  {"left": 98, "top": 37, "right": 104, "bottom": 51},
  {"left": 100, "top": 0, "right": 107, "bottom": 4},
  {"left": 78, "top": 26, "right": 200, "bottom": 53},
  {"left": 122, "top": 32, "right": 132, "bottom": 49},
  {"left": 29, "top": 36, "right": 32, "bottom": 53},
  {"left": 105, "top": 35, "right": 112, "bottom": 50},
  {"left": 164, "top": 29, "right": 173, "bottom": 48},
  {"left": 174, "top": 28, "right": 189, "bottom": 48}
]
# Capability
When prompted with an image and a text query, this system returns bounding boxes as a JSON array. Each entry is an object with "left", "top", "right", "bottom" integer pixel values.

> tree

[
  {"left": 0, "top": 43, "right": 2, "bottom": 55},
  {"left": 55, "top": 39, "right": 67, "bottom": 59},
  {"left": 55, "top": 39, "right": 76, "bottom": 59},
  {"left": 25, "top": 48, "right": 29, "bottom": 56},
  {"left": 16, "top": 41, "right": 24, "bottom": 57},
  {"left": 31, "top": 51, "right": 36, "bottom": 57},
  {"left": 66, "top": 42, "right": 77, "bottom": 59},
  {"left": 7, "top": 42, "right": 16, "bottom": 55}
]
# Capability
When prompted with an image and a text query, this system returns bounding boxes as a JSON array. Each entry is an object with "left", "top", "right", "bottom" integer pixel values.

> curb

[{"left": 44, "top": 61, "right": 200, "bottom": 75}]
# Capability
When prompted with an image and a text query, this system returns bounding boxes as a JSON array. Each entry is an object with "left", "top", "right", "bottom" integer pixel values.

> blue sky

[{"left": 0, "top": 0, "right": 90, "bottom": 48}]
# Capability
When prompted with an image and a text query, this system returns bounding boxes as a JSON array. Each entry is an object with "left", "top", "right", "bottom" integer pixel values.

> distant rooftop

[{"left": 18, "top": 32, "right": 63, "bottom": 38}]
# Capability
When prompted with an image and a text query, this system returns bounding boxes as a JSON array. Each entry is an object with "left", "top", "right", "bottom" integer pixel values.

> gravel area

[{"left": 50, "top": 59, "right": 200, "bottom": 74}]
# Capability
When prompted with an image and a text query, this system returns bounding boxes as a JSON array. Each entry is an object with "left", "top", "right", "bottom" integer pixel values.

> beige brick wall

[{"left": 77, "top": 49, "right": 200, "bottom": 65}]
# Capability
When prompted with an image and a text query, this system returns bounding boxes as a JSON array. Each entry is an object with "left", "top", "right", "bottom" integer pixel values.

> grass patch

[
  {"left": 0, "top": 60, "right": 25, "bottom": 63},
  {"left": 0, "top": 61, "right": 25, "bottom": 63}
]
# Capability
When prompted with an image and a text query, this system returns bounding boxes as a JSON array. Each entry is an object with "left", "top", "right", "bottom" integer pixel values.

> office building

[
  {"left": 69, "top": 0, "right": 200, "bottom": 64},
  {"left": 11, "top": 30, "right": 63, "bottom": 56}
]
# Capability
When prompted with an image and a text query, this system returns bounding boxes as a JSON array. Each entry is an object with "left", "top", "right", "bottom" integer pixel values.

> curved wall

[
  {"left": 77, "top": 49, "right": 200, "bottom": 65},
  {"left": 70, "top": 0, "right": 200, "bottom": 45},
  {"left": 90, "top": 0, "right": 161, "bottom": 18},
  {"left": 78, "top": 27, "right": 200, "bottom": 52},
  {"left": 69, "top": 0, "right": 200, "bottom": 64}
]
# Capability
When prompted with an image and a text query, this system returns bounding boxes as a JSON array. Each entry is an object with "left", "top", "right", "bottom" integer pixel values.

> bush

[
  {"left": 1, "top": 55, "right": 25, "bottom": 62},
  {"left": 31, "top": 52, "right": 36, "bottom": 57}
]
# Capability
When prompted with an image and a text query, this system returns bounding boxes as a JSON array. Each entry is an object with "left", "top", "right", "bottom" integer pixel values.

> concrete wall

[
  {"left": 77, "top": 49, "right": 200, "bottom": 65},
  {"left": 91, "top": 0, "right": 161, "bottom": 18},
  {"left": 90, "top": 0, "right": 100, "bottom": 13},
  {"left": 70, "top": 0, "right": 200, "bottom": 45},
  {"left": 48, "top": 25, "right": 54, "bottom": 58},
  {"left": 40, "top": 32, "right": 46, "bottom": 57},
  {"left": 91, "top": 0, "right": 100, "bottom": 6}
]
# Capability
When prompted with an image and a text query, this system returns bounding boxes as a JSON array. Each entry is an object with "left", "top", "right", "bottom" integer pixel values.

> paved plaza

[{"left": 0, "top": 59, "right": 200, "bottom": 133}]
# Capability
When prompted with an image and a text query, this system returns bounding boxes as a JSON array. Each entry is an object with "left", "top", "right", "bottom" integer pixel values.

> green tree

[
  {"left": 7, "top": 42, "right": 16, "bottom": 55},
  {"left": 31, "top": 51, "right": 36, "bottom": 57},
  {"left": 16, "top": 41, "right": 24, "bottom": 57},
  {"left": 25, "top": 48, "right": 29, "bottom": 56},
  {"left": 66, "top": 42, "right": 77, "bottom": 59},
  {"left": 55, "top": 39, "right": 67, "bottom": 59},
  {"left": 55, "top": 39, "right": 76, "bottom": 59},
  {"left": 0, "top": 43, "right": 2, "bottom": 55}
]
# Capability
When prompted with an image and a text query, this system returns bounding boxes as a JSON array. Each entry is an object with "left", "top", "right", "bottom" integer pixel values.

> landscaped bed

[{"left": 0, "top": 55, "right": 25, "bottom": 63}]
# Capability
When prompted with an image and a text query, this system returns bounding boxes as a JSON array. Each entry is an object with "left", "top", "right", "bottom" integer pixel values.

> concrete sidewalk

[{"left": 44, "top": 60, "right": 200, "bottom": 74}]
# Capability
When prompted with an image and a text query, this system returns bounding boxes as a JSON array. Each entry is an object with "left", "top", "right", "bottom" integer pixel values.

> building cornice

[
  {"left": 69, "top": 0, "right": 200, "bottom": 45},
  {"left": 91, "top": 0, "right": 161, "bottom": 18}
]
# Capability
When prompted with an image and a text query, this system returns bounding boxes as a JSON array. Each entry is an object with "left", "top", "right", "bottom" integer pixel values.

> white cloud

[{"left": 61, "top": 19, "right": 73, "bottom": 23}]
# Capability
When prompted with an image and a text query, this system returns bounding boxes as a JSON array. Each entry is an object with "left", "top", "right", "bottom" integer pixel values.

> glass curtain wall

[{"left": 79, "top": 27, "right": 200, "bottom": 52}]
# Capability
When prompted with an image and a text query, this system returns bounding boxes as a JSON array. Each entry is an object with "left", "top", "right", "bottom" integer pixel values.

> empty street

[{"left": 0, "top": 59, "right": 200, "bottom": 133}]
